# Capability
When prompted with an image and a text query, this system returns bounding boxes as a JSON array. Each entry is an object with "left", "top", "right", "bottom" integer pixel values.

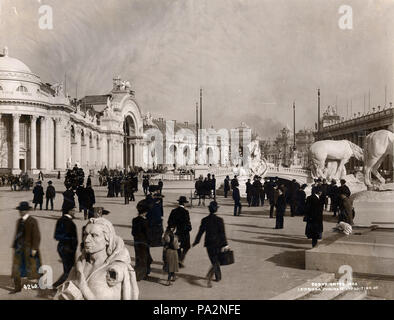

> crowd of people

[
  {"left": 194, "top": 173, "right": 217, "bottom": 205},
  {"left": 226, "top": 174, "right": 355, "bottom": 247},
  {"left": 7, "top": 163, "right": 356, "bottom": 298},
  {"left": 0, "top": 172, "right": 34, "bottom": 191}
]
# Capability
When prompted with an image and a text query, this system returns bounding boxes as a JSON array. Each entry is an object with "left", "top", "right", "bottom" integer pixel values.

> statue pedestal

[
  {"left": 237, "top": 175, "right": 249, "bottom": 198},
  {"left": 192, "top": 165, "right": 209, "bottom": 179},
  {"left": 351, "top": 189, "right": 394, "bottom": 228},
  {"left": 305, "top": 227, "right": 394, "bottom": 299}
]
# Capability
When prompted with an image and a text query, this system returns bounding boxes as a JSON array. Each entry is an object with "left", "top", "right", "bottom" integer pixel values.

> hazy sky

[{"left": 1, "top": 0, "right": 393, "bottom": 137}]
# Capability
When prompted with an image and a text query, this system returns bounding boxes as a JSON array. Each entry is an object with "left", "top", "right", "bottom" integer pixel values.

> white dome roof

[{"left": 0, "top": 50, "right": 32, "bottom": 74}]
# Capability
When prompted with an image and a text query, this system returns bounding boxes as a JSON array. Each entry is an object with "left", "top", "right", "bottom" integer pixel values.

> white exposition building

[{"left": 0, "top": 48, "right": 247, "bottom": 174}]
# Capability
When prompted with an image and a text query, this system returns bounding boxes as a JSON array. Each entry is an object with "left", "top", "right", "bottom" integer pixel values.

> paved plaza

[{"left": 0, "top": 179, "right": 340, "bottom": 300}]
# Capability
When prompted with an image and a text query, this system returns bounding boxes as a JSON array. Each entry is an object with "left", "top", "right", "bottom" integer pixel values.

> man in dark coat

[
  {"left": 304, "top": 188, "right": 325, "bottom": 247},
  {"left": 232, "top": 185, "right": 242, "bottom": 216},
  {"left": 146, "top": 192, "right": 164, "bottom": 247},
  {"left": 288, "top": 179, "right": 299, "bottom": 217},
  {"left": 132, "top": 199, "right": 153, "bottom": 281},
  {"left": 231, "top": 175, "right": 239, "bottom": 189},
  {"left": 142, "top": 176, "right": 150, "bottom": 195},
  {"left": 195, "top": 176, "right": 205, "bottom": 206},
  {"left": 321, "top": 179, "right": 329, "bottom": 211},
  {"left": 266, "top": 179, "right": 275, "bottom": 218},
  {"left": 168, "top": 196, "right": 192, "bottom": 267},
  {"left": 123, "top": 177, "right": 130, "bottom": 204},
  {"left": 274, "top": 187, "right": 286, "bottom": 229},
  {"left": 75, "top": 184, "right": 85, "bottom": 212},
  {"left": 114, "top": 176, "right": 121, "bottom": 197},
  {"left": 251, "top": 177, "right": 261, "bottom": 206},
  {"left": 86, "top": 175, "right": 92, "bottom": 188},
  {"left": 223, "top": 176, "right": 230, "bottom": 198},
  {"left": 295, "top": 184, "right": 307, "bottom": 216},
  {"left": 107, "top": 177, "right": 114, "bottom": 197},
  {"left": 53, "top": 206, "right": 78, "bottom": 288},
  {"left": 32, "top": 181, "right": 44, "bottom": 210},
  {"left": 338, "top": 179, "right": 351, "bottom": 198},
  {"left": 129, "top": 176, "right": 136, "bottom": 202},
  {"left": 211, "top": 174, "right": 216, "bottom": 200},
  {"left": 158, "top": 179, "right": 164, "bottom": 195},
  {"left": 82, "top": 185, "right": 96, "bottom": 220},
  {"left": 11, "top": 202, "right": 42, "bottom": 293},
  {"left": 62, "top": 185, "right": 75, "bottom": 211},
  {"left": 328, "top": 179, "right": 339, "bottom": 217},
  {"left": 192, "top": 201, "right": 228, "bottom": 288},
  {"left": 245, "top": 179, "right": 253, "bottom": 207},
  {"left": 45, "top": 181, "right": 56, "bottom": 211}
]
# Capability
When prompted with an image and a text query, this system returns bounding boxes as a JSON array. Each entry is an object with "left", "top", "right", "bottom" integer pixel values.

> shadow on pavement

[
  {"left": 227, "top": 223, "right": 275, "bottom": 229},
  {"left": 228, "top": 238, "right": 307, "bottom": 250},
  {"left": 0, "top": 275, "right": 13, "bottom": 293},
  {"left": 112, "top": 223, "right": 132, "bottom": 229},
  {"left": 237, "top": 230, "right": 311, "bottom": 244},
  {"left": 149, "top": 267, "right": 207, "bottom": 288},
  {"left": 266, "top": 250, "right": 306, "bottom": 269}
]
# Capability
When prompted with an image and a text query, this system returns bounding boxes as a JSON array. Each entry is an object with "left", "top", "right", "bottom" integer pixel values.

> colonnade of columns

[{"left": 2, "top": 112, "right": 144, "bottom": 173}]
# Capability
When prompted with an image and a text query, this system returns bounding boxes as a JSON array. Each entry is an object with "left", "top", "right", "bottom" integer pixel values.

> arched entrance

[
  {"left": 169, "top": 144, "right": 177, "bottom": 168},
  {"left": 123, "top": 115, "right": 136, "bottom": 169},
  {"left": 183, "top": 146, "right": 191, "bottom": 166}
]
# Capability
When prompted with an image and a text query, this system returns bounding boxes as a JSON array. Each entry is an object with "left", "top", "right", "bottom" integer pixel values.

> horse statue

[
  {"left": 363, "top": 130, "right": 394, "bottom": 189},
  {"left": 309, "top": 140, "right": 364, "bottom": 180}
]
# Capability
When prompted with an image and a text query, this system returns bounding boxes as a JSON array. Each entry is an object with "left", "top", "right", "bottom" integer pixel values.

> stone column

[
  {"left": 55, "top": 118, "right": 64, "bottom": 170},
  {"left": 101, "top": 137, "right": 107, "bottom": 168},
  {"left": 92, "top": 134, "right": 97, "bottom": 169},
  {"left": 30, "top": 115, "right": 37, "bottom": 171},
  {"left": 85, "top": 131, "right": 90, "bottom": 169},
  {"left": 47, "top": 117, "right": 54, "bottom": 171},
  {"left": 39, "top": 117, "right": 46, "bottom": 170},
  {"left": 75, "top": 127, "right": 82, "bottom": 166},
  {"left": 96, "top": 135, "right": 101, "bottom": 168},
  {"left": 107, "top": 138, "right": 112, "bottom": 168},
  {"left": 12, "top": 114, "right": 21, "bottom": 173}
]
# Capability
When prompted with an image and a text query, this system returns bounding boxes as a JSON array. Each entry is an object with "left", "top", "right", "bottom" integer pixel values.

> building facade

[
  {"left": 318, "top": 105, "right": 394, "bottom": 175},
  {"left": 0, "top": 48, "right": 145, "bottom": 174},
  {"left": 0, "top": 48, "right": 247, "bottom": 174}
]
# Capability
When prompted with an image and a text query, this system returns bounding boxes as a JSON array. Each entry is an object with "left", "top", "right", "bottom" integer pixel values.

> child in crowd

[{"left": 162, "top": 225, "right": 179, "bottom": 286}]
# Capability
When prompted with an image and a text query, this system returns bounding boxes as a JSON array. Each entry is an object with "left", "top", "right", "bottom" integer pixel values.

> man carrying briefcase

[{"left": 192, "top": 201, "right": 230, "bottom": 288}]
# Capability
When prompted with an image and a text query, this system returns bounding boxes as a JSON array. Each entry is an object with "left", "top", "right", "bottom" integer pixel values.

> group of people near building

[{"left": 1, "top": 173, "right": 33, "bottom": 191}]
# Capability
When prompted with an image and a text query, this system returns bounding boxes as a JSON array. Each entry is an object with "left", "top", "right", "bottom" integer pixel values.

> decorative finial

[{"left": 3, "top": 47, "right": 9, "bottom": 57}]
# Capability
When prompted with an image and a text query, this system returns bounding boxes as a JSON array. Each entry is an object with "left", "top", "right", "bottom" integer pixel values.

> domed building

[
  {"left": 0, "top": 47, "right": 145, "bottom": 174},
  {"left": 0, "top": 47, "right": 254, "bottom": 175}
]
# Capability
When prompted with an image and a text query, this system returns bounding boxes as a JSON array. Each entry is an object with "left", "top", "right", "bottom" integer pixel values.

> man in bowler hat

[
  {"left": 11, "top": 202, "right": 42, "bottom": 293},
  {"left": 53, "top": 205, "right": 78, "bottom": 288},
  {"left": 168, "top": 196, "right": 192, "bottom": 267},
  {"left": 193, "top": 201, "right": 228, "bottom": 288}
]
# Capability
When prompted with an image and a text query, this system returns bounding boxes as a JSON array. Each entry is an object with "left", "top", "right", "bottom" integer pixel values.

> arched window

[
  {"left": 16, "top": 85, "right": 28, "bottom": 93},
  {"left": 0, "top": 85, "right": 3, "bottom": 91}
]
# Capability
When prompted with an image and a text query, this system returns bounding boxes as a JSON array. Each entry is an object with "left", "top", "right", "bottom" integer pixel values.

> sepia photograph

[{"left": 0, "top": 0, "right": 393, "bottom": 306}]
